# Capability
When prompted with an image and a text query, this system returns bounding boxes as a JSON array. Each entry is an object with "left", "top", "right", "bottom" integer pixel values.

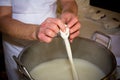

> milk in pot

[{"left": 30, "top": 58, "right": 105, "bottom": 80}]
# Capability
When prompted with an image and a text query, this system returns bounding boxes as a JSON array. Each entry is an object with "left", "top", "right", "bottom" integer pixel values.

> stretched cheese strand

[{"left": 60, "top": 26, "right": 79, "bottom": 80}]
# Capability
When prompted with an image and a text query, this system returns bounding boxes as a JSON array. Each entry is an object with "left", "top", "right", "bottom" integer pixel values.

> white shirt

[
  {"left": 0, "top": 0, "right": 57, "bottom": 24},
  {"left": 0, "top": 0, "right": 57, "bottom": 80},
  {"left": 0, "top": 0, "right": 57, "bottom": 53}
]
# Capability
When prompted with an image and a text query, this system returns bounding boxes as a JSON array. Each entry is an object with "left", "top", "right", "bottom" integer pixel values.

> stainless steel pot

[{"left": 14, "top": 35, "right": 117, "bottom": 80}]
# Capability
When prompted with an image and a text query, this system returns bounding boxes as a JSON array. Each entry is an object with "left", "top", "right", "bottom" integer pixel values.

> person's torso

[
  {"left": 3, "top": 0, "right": 57, "bottom": 48},
  {"left": 11, "top": 0, "right": 57, "bottom": 24}
]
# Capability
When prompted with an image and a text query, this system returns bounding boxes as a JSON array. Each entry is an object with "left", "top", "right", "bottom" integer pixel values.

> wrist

[
  {"left": 61, "top": 10, "right": 78, "bottom": 17},
  {"left": 31, "top": 25, "right": 40, "bottom": 41}
]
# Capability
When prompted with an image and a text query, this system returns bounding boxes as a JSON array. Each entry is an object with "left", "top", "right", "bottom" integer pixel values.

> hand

[
  {"left": 36, "top": 18, "right": 66, "bottom": 43},
  {"left": 60, "top": 12, "right": 81, "bottom": 42}
]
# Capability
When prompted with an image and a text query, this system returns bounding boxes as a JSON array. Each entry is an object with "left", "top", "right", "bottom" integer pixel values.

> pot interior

[{"left": 19, "top": 37, "right": 116, "bottom": 79}]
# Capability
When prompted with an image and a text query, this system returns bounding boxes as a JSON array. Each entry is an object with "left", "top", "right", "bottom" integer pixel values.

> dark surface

[
  {"left": 90, "top": 0, "right": 120, "bottom": 13},
  {"left": 0, "top": 33, "right": 8, "bottom": 80}
]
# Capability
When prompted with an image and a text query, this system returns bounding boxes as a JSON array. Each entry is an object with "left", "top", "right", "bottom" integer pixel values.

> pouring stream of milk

[{"left": 60, "top": 26, "right": 79, "bottom": 80}]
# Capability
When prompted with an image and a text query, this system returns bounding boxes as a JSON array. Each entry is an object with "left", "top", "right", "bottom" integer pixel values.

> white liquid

[{"left": 30, "top": 59, "right": 105, "bottom": 80}]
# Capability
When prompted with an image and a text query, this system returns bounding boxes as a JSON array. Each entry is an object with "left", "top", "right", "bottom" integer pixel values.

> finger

[
  {"left": 70, "top": 39, "right": 73, "bottom": 43},
  {"left": 38, "top": 33, "right": 52, "bottom": 43},
  {"left": 47, "top": 24, "right": 60, "bottom": 34},
  {"left": 45, "top": 28, "right": 56, "bottom": 38},
  {"left": 67, "top": 17, "right": 79, "bottom": 28},
  {"left": 46, "top": 18, "right": 66, "bottom": 32},
  {"left": 70, "top": 22, "right": 81, "bottom": 34},
  {"left": 69, "top": 30, "right": 80, "bottom": 40}
]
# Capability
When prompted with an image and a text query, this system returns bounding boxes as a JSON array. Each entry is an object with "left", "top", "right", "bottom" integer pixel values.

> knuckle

[
  {"left": 78, "top": 25, "right": 81, "bottom": 29},
  {"left": 74, "top": 16, "right": 78, "bottom": 21},
  {"left": 38, "top": 33, "right": 52, "bottom": 43},
  {"left": 53, "top": 25, "right": 59, "bottom": 33},
  {"left": 56, "top": 19, "right": 62, "bottom": 24},
  {"left": 38, "top": 33, "right": 44, "bottom": 41},
  {"left": 46, "top": 38, "right": 52, "bottom": 43},
  {"left": 47, "top": 31, "right": 53, "bottom": 36}
]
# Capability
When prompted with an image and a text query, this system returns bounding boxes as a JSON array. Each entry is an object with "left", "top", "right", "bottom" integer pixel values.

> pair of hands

[{"left": 37, "top": 12, "right": 81, "bottom": 43}]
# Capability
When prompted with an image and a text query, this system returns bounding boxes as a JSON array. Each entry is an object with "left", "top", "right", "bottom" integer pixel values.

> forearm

[
  {"left": 60, "top": 0, "right": 78, "bottom": 15},
  {"left": 0, "top": 15, "right": 38, "bottom": 41}
]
